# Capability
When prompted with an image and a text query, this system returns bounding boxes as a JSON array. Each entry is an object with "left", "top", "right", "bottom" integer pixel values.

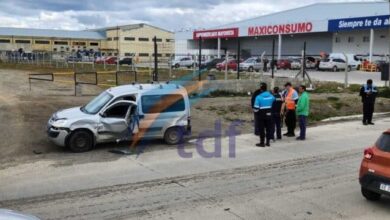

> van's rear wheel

[
  {"left": 68, "top": 130, "right": 94, "bottom": 153},
  {"left": 361, "top": 187, "right": 381, "bottom": 201},
  {"left": 164, "top": 127, "right": 184, "bottom": 145},
  {"left": 332, "top": 66, "right": 338, "bottom": 72}
]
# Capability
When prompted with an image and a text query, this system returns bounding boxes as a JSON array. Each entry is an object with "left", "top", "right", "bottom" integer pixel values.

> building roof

[
  {"left": 0, "top": 27, "right": 106, "bottom": 40},
  {"left": 216, "top": 1, "right": 389, "bottom": 29},
  {"left": 101, "top": 23, "right": 174, "bottom": 33}
]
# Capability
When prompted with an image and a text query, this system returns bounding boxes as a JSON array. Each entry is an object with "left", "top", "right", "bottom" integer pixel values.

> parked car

[
  {"left": 330, "top": 53, "right": 361, "bottom": 70},
  {"left": 66, "top": 55, "right": 82, "bottom": 62},
  {"left": 47, "top": 83, "right": 191, "bottom": 152},
  {"left": 319, "top": 58, "right": 350, "bottom": 72},
  {"left": 239, "top": 57, "right": 263, "bottom": 72},
  {"left": 0, "top": 209, "right": 40, "bottom": 220},
  {"left": 359, "top": 130, "right": 390, "bottom": 201},
  {"left": 200, "top": 58, "right": 224, "bottom": 70},
  {"left": 95, "top": 56, "right": 117, "bottom": 65},
  {"left": 216, "top": 59, "right": 240, "bottom": 71},
  {"left": 119, "top": 57, "right": 133, "bottom": 65},
  {"left": 277, "top": 59, "right": 291, "bottom": 70},
  {"left": 172, "top": 57, "right": 197, "bottom": 68},
  {"left": 290, "top": 59, "right": 301, "bottom": 70}
]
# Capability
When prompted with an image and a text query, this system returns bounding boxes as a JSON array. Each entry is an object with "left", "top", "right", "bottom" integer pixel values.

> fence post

[
  {"left": 271, "top": 39, "right": 275, "bottom": 79},
  {"left": 225, "top": 51, "right": 229, "bottom": 80},
  {"left": 153, "top": 36, "right": 158, "bottom": 81},
  {"left": 198, "top": 36, "right": 202, "bottom": 81},
  {"left": 236, "top": 38, "right": 240, "bottom": 80},
  {"left": 344, "top": 53, "right": 349, "bottom": 88}
]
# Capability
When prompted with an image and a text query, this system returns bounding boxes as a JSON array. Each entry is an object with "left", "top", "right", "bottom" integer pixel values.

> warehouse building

[
  {"left": 0, "top": 23, "right": 174, "bottom": 61},
  {"left": 175, "top": 1, "right": 390, "bottom": 62}
]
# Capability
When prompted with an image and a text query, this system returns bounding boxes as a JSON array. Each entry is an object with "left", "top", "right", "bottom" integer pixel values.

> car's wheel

[
  {"left": 361, "top": 187, "right": 381, "bottom": 201},
  {"left": 68, "top": 130, "right": 94, "bottom": 153},
  {"left": 175, "top": 63, "right": 180, "bottom": 68},
  {"left": 332, "top": 66, "right": 338, "bottom": 72},
  {"left": 347, "top": 66, "right": 352, "bottom": 72},
  {"left": 164, "top": 127, "right": 184, "bottom": 145},
  {"left": 248, "top": 66, "right": 254, "bottom": 72}
]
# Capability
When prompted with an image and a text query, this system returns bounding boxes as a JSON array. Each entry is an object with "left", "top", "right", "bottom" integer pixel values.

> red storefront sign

[
  {"left": 248, "top": 22, "right": 313, "bottom": 36},
  {"left": 193, "top": 28, "right": 239, "bottom": 40}
]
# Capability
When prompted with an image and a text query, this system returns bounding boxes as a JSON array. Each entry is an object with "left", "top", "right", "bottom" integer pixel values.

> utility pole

[{"left": 153, "top": 36, "right": 158, "bottom": 81}]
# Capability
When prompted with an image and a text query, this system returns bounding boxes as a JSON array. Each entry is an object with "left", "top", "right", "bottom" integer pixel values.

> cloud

[{"left": 0, "top": 0, "right": 382, "bottom": 31}]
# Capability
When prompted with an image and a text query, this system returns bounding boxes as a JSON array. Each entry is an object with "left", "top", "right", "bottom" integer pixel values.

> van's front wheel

[
  {"left": 164, "top": 127, "right": 184, "bottom": 145},
  {"left": 68, "top": 130, "right": 94, "bottom": 153}
]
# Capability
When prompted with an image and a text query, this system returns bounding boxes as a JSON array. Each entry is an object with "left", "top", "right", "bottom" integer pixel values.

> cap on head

[{"left": 367, "top": 79, "right": 373, "bottom": 85}]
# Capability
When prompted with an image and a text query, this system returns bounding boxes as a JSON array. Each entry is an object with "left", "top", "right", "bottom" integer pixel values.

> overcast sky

[{"left": 0, "top": 0, "right": 383, "bottom": 31}]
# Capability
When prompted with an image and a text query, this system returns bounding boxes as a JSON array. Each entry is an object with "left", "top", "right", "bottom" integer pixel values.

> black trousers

[
  {"left": 285, "top": 110, "right": 296, "bottom": 135},
  {"left": 272, "top": 113, "right": 282, "bottom": 139},
  {"left": 363, "top": 101, "right": 375, "bottom": 123},
  {"left": 257, "top": 110, "right": 273, "bottom": 143},
  {"left": 254, "top": 112, "right": 260, "bottom": 135}
]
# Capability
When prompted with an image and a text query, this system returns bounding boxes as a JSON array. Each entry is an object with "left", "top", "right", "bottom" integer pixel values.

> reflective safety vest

[{"left": 285, "top": 88, "right": 298, "bottom": 110}]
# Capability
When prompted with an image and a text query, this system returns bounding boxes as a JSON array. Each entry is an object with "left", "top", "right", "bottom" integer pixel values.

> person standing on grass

[
  {"left": 360, "top": 79, "right": 378, "bottom": 125},
  {"left": 254, "top": 83, "right": 275, "bottom": 147},
  {"left": 251, "top": 84, "right": 263, "bottom": 136},
  {"left": 271, "top": 87, "right": 284, "bottom": 141},
  {"left": 296, "top": 85, "right": 310, "bottom": 141},
  {"left": 282, "top": 82, "right": 299, "bottom": 137}
]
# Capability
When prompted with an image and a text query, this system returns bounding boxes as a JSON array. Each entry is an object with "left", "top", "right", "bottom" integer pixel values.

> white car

[
  {"left": 239, "top": 57, "right": 263, "bottom": 72},
  {"left": 0, "top": 209, "right": 40, "bottom": 220},
  {"left": 172, "top": 57, "right": 197, "bottom": 68},
  {"left": 330, "top": 53, "right": 361, "bottom": 70},
  {"left": 290, "top": 59, "right": 301, "bottom": 69},
  {"left": 319, "top": 58, "right": 350, "bottom": 72},
  {"left": 47, "top": 83, "right": 191, "bottom": 152}
]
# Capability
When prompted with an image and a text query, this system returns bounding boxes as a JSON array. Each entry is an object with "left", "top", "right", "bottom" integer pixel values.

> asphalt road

[{"left": 1, "top": 118, "right": 390, "bottom": 219}]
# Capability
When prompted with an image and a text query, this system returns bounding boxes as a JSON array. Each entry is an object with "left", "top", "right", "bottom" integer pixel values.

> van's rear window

[
  {"left": 376, "top": 133, "right": 390, "bottom": 152},
  {"left": 141, "top": 94, "right": 185, "bottom": 113}
]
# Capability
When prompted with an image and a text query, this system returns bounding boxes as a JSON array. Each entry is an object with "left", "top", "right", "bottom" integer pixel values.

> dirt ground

[{"left": 0, "top": 69, "right": 389, "bottom": 166}]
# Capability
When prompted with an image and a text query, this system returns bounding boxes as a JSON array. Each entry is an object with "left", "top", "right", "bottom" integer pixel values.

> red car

[
  {"left": 216, "top": 59, "right": 241, "bottom": 71},
  {"left": 95, "top": 56, "right": 117, "bottom": 65},
  {"left": 277, "top": 59, "right": 292, "bottom": 70},
  {"left": 359, "top": 130, "right": 390, "bottom": 201}
]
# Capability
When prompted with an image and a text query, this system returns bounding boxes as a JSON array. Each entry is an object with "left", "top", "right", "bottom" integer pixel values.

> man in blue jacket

[{"left": 254, "top": 83, "right": 276, "bottom": 147}]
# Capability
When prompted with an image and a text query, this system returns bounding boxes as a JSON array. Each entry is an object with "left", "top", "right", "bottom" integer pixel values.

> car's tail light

[{"left": 364, "top": 148, "right": 374, "bottom": 160}]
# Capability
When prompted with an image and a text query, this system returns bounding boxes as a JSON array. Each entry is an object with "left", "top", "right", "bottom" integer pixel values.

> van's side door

[
  {"left": 138, "top": 94, "right": 186, "bottom": 137},
  {"left": 97, "top": 100, "right": 138, "bottom": 142}
]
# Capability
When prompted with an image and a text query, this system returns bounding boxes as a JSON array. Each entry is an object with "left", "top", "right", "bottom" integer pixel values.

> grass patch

[
  {"left": 327, "top": 96, "right": 340, "bottom": 102},
  {"left": 208, "top": 90, "right": 249, "bottom": 97}
]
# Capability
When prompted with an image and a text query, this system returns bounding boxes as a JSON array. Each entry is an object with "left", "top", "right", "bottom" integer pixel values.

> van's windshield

[{"left": 81, "top": 91, "right": 113, "bottom": 114}]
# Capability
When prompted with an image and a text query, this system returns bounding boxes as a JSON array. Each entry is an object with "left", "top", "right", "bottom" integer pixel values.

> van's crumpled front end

[
  {"left": 47, "top": 106, "right": 89, "bottom": 147},
  {"left": 47, "top": 112, "right": 71, "bottom": 147}
]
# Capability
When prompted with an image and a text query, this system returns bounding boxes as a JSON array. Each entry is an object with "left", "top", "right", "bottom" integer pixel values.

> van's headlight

[{"left": 52, "top": 119, "right": 68, "bottom": 127}]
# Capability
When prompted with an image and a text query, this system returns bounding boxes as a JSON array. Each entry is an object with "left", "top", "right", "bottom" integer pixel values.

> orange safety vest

[{"left": 285, "top": 88, "right": 297, "bottom": 110}]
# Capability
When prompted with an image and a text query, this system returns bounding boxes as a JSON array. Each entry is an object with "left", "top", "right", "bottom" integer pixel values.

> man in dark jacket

[
  {"left": 271, "top": 87, "right": 283, "bottom": 140},
  {"left": 360, "top": 79, "right": 378, "bottom": 125},
  {"left": 251, "top": 84, "right": 262, "bottom": 135},
  {"left": 254, "top": 83, "right": 275, "bottom": 147}
]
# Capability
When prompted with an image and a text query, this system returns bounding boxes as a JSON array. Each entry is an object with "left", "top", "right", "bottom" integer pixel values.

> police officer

[
  {"left": 251, "top": 84, "right": 263, "bottom": 136},
  {"left": 254, "top": 83, "right": 275, "bottom": 147},
  {"left": 360, "top": 79, "right": 378, "bottom": 125},
  {"left": 271, "top": 87, "right": 284, "bottom": 140}
]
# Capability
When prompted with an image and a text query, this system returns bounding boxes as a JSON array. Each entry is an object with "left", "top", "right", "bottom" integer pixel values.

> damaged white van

[{"left": 47, "top": 83, "right": 191, "bottom": 152}]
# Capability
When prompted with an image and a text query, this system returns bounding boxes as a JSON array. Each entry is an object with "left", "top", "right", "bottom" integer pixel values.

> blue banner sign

[{"left": 328, "top": 15, "right": 389, "bottom": 32}]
